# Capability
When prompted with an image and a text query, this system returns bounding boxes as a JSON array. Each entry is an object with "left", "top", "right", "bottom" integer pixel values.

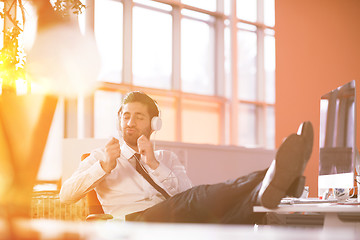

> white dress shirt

[{"left": 60, "top": 143, "right": 193, "bottom": 220}]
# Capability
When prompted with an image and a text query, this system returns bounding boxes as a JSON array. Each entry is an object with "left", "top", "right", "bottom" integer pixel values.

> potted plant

[{"left": 0, "top": 1, "right": 87, "bottom": 238}]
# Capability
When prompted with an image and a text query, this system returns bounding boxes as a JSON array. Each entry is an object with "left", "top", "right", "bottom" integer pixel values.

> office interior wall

[
  {"left": 62, "top": 139, "right": 275, "bottom": 186},
  {"left": 275, "top": 0, "right": 360, "bottom": 196}
]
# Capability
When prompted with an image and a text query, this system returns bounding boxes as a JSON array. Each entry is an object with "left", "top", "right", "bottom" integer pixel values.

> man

[{"left": 60, "top": 91, "right": 314, "bottom": 224}]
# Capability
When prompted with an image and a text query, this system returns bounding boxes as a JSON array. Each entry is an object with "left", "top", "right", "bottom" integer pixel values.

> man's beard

[{"left": 123, "top": 133, "right": 139, "bottom": 148}]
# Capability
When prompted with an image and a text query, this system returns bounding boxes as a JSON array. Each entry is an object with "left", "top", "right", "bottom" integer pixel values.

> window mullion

[
  {"left": 215, "top": 0, "right": 226, "bottom": 144},
  {"left": 229, "top": 0, "right": 238, "bottom": 145},
  {"left": 123, "top": 0, "right": 133, "bottom": 84},
  {"left": 257, "top": 0, "right": 264, "bottom": 23},
  {"left": 257, "top": 0, "right": 266, "bottom": 147},
  {"left": 257, "top": 28, "right": 265, "bottom": 147},
  {"left": 172, "top": 5, "right": 182, "bottom": 141},
  {"left": 172, "top": 5, "right": 181, "bottom": 91}
]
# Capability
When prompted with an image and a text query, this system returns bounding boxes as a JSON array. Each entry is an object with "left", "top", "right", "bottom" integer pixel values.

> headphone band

[{"left": 118, "top": 93, "right": 162, "bottom": 131}]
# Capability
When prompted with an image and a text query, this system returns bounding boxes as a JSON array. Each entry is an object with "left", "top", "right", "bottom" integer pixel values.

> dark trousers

[{"left": 126, "top": 169, "right": 267, "bottom": 224}]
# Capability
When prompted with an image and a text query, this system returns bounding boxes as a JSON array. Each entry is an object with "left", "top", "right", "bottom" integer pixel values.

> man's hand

[
  {"left": 101, "top": 137, "right": 120, "bottom": 173},
  {"left": 137, "top": 135, "right": 159, "bottom": 170}
]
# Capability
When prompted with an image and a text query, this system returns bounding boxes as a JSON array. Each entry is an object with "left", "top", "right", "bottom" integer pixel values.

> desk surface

[
  {"left": 254, "top": 202, "right": 360, "bottom": 213},
  {"left": 253, "top": 199, "right": 360, "bottom": 230},
  {"left": 254, "top": 203, "right": 360, "bottom": 214}
]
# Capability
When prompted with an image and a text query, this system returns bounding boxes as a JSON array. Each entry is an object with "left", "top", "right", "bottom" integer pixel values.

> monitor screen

[{"left": 318, "top": 80, "right": 356, "bottom": 190}]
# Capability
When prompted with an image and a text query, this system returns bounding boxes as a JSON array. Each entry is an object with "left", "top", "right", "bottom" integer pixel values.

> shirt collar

[{"left": 120, "top": 142, "right": 139, "bottom": 160}]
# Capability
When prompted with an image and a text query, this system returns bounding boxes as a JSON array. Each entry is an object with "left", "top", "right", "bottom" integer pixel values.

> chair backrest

[{"left": 81, "top": 153, "right": 104, "bottom": 214}]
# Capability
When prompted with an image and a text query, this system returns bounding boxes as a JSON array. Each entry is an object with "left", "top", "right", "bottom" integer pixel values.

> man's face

[{"left": 119, "top": 102, "right": 152, "bottom": 150}]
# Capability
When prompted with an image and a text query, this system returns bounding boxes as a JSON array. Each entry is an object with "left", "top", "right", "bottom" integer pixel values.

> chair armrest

[{"left": 86, "top": 213, "right": 113, "bottom": 221}]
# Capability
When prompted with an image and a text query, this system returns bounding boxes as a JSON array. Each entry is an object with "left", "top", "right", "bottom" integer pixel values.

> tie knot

[{"left": 133, "top": 153, "right": 141, "bottom": 160}]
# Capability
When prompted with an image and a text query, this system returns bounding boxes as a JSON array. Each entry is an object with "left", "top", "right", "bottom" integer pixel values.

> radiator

[{"left": 31, "top": 191, "right": 88, "bottom": 221}]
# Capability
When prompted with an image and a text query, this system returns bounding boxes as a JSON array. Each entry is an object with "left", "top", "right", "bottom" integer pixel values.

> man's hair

[{"left": 118, "top": 91, "right": 159, "bottom": 119}]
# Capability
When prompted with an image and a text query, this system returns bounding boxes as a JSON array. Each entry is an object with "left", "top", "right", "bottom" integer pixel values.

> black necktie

[{"left": 133, "top": 153, "right": 170, "bottom": 199}]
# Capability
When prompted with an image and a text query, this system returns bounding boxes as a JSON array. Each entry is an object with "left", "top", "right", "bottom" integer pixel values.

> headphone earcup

[{"left": 151, "top": 116, "right": 162, "bottom": 131}]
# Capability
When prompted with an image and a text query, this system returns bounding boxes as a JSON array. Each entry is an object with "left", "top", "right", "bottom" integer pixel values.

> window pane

[
  {"left": 265, "top": 35, "right": 275, "bottom": 103},
  {"left": 224, "top": 0, "right": 231, "bottom": 16},
  {"left": 266, "top": 106, "right": 275, "bottom": 149},
  {"left": 181, "top": 0, "right": 217, "bottom": 12},
  {"left": 182, "top": 100, "right": 220, "bottom": 144},
  {"left": 264, "top": 0, "right": 275, "bottom": 27},
  {"left": 133, "top": 7, "right": 172, "bottom": 89},
  {"left": 238, "top": 104, "right": 257, "bottom": 147},
  {"left": 77, "top": 0, "right": 86, "bottom": 34},
  {"left": 94, "top": 91, "right": 122, "bottom": 138},
  {"left": 95, "top": 0, "right": 123, "bottom": 83},
  {"left": 150, "top": 95, "right": 176, "bottom": 142},
  {"left": 236, "top": 0, "right": 257, "bottom": 22},
  {"left": 237, "top": 30, "right": 257, "bottom": 101},
  {"left": 264, "top": 28, "right": 275, "bottom": 36},
  {"left": 181, "top": 18, "right": 214, "bottom": 95}
]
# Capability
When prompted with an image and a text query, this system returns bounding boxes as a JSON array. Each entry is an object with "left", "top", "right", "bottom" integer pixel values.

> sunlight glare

[
  {"left": 15, "top": 79, "right": 27, "bottom": 95},
  {"left": 26, "top": 22, "right": 100, "bottom": 98}
]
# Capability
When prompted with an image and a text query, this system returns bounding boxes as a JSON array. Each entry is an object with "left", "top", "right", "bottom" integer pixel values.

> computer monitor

[{"left": 318, "top": 80, "right": 356, "bottom": 193}]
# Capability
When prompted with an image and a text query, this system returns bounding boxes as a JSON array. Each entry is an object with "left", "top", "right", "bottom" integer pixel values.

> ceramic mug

[{"left": 334, "top": 188, "right": 354, "bottom": 201}]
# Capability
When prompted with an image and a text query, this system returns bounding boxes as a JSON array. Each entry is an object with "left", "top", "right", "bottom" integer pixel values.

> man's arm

[
  {"left": 60, "top": 138, "right": 121, "bottom": 204},
  {"left": 137, "top": 135, "right": 192, "bottom": 195},
  {"left": 59, "top": 150, "right": 108, "bottom": 204}
]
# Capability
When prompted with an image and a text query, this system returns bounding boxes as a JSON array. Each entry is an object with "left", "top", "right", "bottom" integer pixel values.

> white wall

[
  {"left": 157, "top": 141, "right": 275, "bottom": 185},
  {"left": 62, "top": 139, "right": 275, "bottom": 186}
]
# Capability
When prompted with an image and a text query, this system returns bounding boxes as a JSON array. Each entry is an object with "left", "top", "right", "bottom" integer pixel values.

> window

[
  {"left": 181, "top": 11, "right": 215, "bottom": 95},
  {"left": 133, "top": 6, "right": 172, "bottom": 89},
  {"left": 76, "top": 0, "right": 275, "bottom": 149},
  {"left": 182, "top": 99, "right": 221, "bottom": 144},
  {"left": 237, "top": 28, "right": 257, "bottom": 101},
  {"left": 95, "top": 0, "right": 123, "bottom": 83},
  {"left": 236, "top": 0, "right": 257, "bottom": 22},
  {"left": 264, "top": 29, "right": 276, "bottom": 104}
]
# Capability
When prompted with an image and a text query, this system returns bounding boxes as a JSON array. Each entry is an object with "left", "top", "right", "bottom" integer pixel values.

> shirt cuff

[
  {"left": 91, "top": 148, "right": 111, "bottom": 174},
  {"left": 150, "top": 162, "right": 172, "bottom": 182},
  {"left": 88, "top": 159, "right": 107, "bottom": 180}
]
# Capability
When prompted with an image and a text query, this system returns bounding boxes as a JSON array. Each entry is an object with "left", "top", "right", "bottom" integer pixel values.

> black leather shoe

[{"left": 258, "top": 121, "right": 314, "bottom": 209}]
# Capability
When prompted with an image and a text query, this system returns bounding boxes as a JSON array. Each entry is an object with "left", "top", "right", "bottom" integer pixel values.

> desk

[
  {"left": 254, "top": 202, "right": 360, "bottom": 230},
  {"left": 0, "top": 218, "right": 359, "bottom": 240}
]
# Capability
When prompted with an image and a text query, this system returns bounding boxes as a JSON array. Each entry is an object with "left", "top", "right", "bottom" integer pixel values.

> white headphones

[
  {"left": 117, "top": 100, "right": 162, "bottom": 132},
  {"left": 150, "top": 98, "right": 162, "bottom": 131},
  {"left": 151, "top": 115, "right": 162, "bottom": 131}
]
